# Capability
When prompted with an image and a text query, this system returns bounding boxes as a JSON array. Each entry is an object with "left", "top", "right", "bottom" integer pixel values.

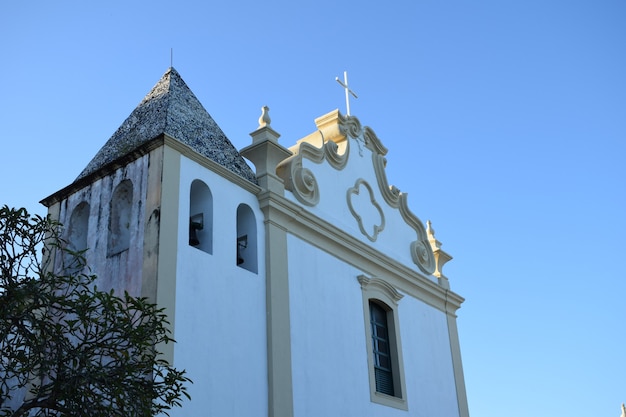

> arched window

[
  {"left": 236, "top": 204, "right": 257, "bottom": 273},
  {"left": 108, "top": 180, "right": 133, "bottom": 257},
  {"left": 189, "top": 180, "right": 213, "bottom": 254},
  {"left": 67, "top": 202, "right": 90, "bottom": 253},
  {"left": 63, "top": 202, "right": 90, "bottom": 272}
]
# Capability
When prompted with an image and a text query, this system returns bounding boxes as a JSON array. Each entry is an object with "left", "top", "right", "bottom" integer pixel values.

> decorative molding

[
  {"left": 41, "top": 134, "right": 262, "bottom": 208},
  {"left": 372, "top": 153, "right": 436, "bottom": 275},
  {"left": 347, "top": 179, "right": 385, "bottom": 242},
  {"left": 410, "top": 240, "right": 435, "bottom": 275},
  {"left": 372, "top": 154, "right": 398, "bottom": 206},
  {"left": 447, "top": 314, "right": 470, "bottom": 417},
  {"left": 324, "top": 139, "right": 347, "bottom": 167},
  {"left": 363, "top": 126, "right": 388, "bottom": 156},
  {"left": 276, "top": 111, "right": 362, "bottom": 206},
  {"left": 153, "top": 146, "right": 181, "bottom": 364},
  {"left": 258, "top": 195, "right": 295, "bottom": 417},
  {"left": 427, "top": 220, "right": 453, "bottom": 289},
  {"left": 278, "top": 158, "right": 319, "bottom": 206},
  {"left": 357, "top": 275, "right": 403, "bottom": 304},
  {"left": 258, "top": 105, "right": 271, "bottom": 128},
  {"left": 339, "top": 114, "right": 362, "bottom": 142},
  {"left": 165, "top": 136, "right": 262, "bottom": 195},
  {"left": 277, "top": 110, "right": 437, "bottom": 276},
  {"left": 256, "top": 190, "right": 464, "bottom": 314}
]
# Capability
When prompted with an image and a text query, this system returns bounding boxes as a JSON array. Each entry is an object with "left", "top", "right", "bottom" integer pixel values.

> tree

[{"left": 0, "top": 206, "right": 190, "bottom": 417}]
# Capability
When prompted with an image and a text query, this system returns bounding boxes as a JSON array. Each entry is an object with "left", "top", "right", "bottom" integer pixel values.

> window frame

[
  {"left": 370, "top": 300, "right": 394, "bottom": 396},
  {"left": 357, "top": 274, "right": 408, "bottom": 410},
  {"left": 189, "top": 179, "right": 213, "bottom": 254},
  {"left": 236, "top": 204, "right": 258, "bottom": 273}
]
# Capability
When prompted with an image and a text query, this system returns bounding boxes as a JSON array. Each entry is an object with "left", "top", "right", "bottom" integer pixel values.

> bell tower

[{"left": 40, "top": 67, "right": 262, "bottom": 362}]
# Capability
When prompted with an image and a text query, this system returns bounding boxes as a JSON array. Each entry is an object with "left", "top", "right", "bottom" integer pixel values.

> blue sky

[{"left": 1, "top": 1, "right": 624, "bottom": 416}]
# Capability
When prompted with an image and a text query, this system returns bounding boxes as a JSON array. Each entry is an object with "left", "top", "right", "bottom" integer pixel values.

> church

[{"left": 41, "top": 68, "right": 470, "bottom": 417}]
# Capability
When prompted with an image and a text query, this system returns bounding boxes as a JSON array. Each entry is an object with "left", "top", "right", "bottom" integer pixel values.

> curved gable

[{"left": 277, "top": 110, "right": 436, "bottom": 276}]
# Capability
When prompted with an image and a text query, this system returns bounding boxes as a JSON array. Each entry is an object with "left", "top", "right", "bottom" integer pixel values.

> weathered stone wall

[{"left": 56, "top": 153, "right": 152, "bottom": 297}]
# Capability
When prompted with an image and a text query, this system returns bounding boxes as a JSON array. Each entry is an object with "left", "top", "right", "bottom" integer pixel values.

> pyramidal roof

[{"left": 77, "top": 67, "right": 257, "bottom": 184}]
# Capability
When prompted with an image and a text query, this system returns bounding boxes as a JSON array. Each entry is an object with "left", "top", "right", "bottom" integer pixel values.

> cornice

[
  {"left": 257, "top": 190, "right": 464, "bottom": 314},
  {"left": 41, "top": 137, "right": 165, "bottom": 206},
  {"left": 163, "top": 135, "right": 262, "bottom": 195},
  {"left": 357, "top": 275, "right": 404, "bottom": 305},
  {"left": 41, "top": 134, "right": 261, "bottom": 206}
]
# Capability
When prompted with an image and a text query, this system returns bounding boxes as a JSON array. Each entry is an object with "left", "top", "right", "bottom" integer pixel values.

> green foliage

[{"left": 0, "top": 206, "right": 190, "bottom": 417}]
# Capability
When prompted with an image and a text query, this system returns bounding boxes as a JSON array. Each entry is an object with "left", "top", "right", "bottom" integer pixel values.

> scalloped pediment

[{"left": 276, "top": 110, "right": 436, "bottom": 276}]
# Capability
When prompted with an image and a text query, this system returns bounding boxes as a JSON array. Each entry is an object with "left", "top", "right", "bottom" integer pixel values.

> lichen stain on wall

[{"left": 56, "top": 154, "right": 151, "bottom": 299}]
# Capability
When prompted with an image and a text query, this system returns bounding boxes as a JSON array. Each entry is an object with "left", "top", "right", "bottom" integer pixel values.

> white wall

[
  {"left": 171, "top": 156, "right": 267, "bottom": 417},
  {"left": 400, "top": 298, "right": 460, "bottom": 417},
  {"left": 288, "top": 235, "right": 459, "bottom": 417}
]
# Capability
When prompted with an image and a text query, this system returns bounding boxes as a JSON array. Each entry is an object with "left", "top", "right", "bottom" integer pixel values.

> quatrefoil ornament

[{"left": 347, "top": 179, "right": 385, "bottom": 242}]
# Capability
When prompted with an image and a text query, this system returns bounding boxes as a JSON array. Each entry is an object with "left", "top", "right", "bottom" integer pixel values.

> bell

[
  {"left": 237, "top": 235, "right": 247, "bottom": 265},
  {"left": 189, "top": 224, "right": 200, "bottom": 246},
  {"left": 189, "top": 214, "right": 204, "bottom": 246}
]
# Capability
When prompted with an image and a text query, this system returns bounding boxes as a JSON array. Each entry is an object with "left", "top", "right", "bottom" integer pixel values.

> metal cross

[{"left": 335, "top": 71, "right": 358, "bottom": 116}]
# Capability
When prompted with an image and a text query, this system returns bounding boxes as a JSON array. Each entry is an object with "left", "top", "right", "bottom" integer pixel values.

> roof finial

[
  {"left": 335, "top": 71, "right": 358, "bottom": 116},
  {"left": 170, "top": 48, "right": 173, "bottom": 68},
  {"left": 427, "top": 220, "right": 435, "bottom": 240},
  {"left": 426, "top": 220, "right": 453, "bottom": 289},
  {"left": 258, "top": 106, "right": 271, "bottom": 128}
]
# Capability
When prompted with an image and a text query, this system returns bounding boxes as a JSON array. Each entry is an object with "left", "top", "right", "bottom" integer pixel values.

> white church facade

[{"left": 41, "top": 68, "right": 470, "bottom": 417}]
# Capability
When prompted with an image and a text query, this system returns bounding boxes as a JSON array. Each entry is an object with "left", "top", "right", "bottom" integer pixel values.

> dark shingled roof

[{"left": 77, "top": 67, "right": 257, "bottom": 184}]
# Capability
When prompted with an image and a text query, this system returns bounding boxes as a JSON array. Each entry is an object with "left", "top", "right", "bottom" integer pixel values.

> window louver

[
  {"left": 374, "top": 367, "right": 394, "bottom": 396},
  {"left": 370, "top": 301, "right": 395, "bottom": 396}
]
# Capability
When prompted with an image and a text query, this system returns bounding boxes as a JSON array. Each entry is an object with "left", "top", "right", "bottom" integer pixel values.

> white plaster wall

[
  {"left": 400, "top": 298, "right": 460, "bottom": 417},
  {"left": 171, "top": 156, "right": 267, "bottom": 417},
  {"left": 288, "top": 235, "right": 459, "bottom": 417},
  {"left": 288, "top": 235, "right": 372, "bottom": 417}
]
